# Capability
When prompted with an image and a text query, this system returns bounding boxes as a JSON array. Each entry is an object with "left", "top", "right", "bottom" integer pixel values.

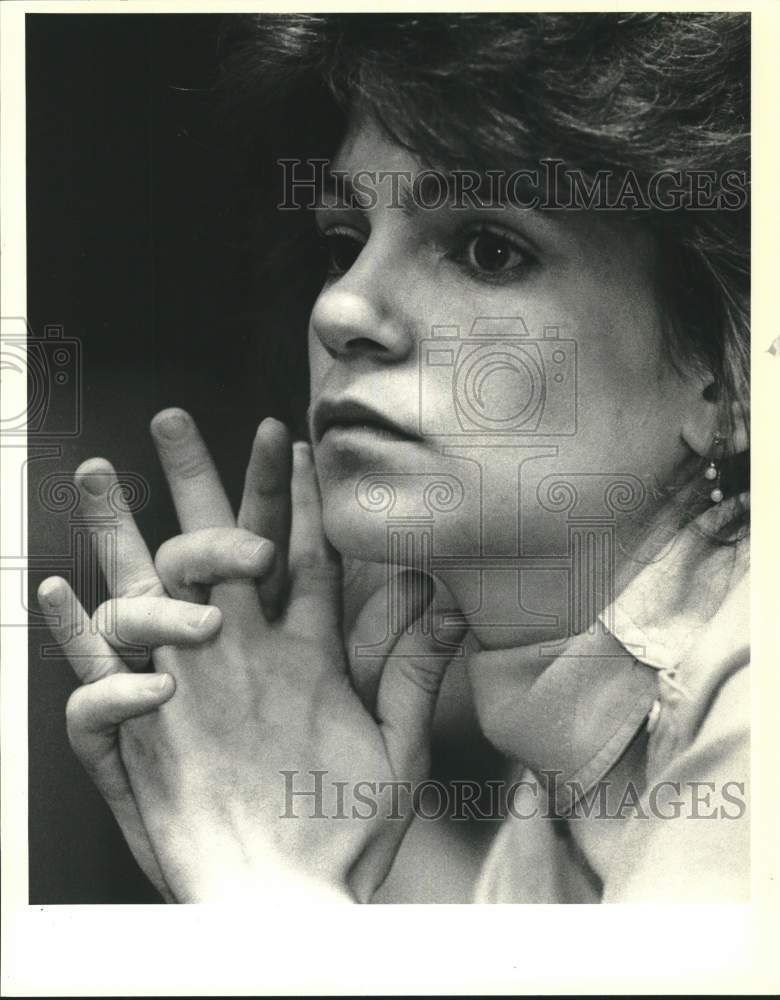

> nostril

[{"left": 346, "top": 336, "right": 388, "bottom": 355}]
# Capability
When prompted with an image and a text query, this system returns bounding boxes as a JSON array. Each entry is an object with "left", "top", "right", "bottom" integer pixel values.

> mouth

[{"left": 313, "top": 399, "right": 421, "bottom": 444}]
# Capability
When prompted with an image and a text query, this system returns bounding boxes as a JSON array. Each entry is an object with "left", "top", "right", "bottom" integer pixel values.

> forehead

[{"left": 331, "top": 113, "right": 421, "bottom": 176}]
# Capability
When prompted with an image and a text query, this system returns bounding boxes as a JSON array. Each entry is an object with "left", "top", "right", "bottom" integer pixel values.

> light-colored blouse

[{"left": 473, "top": 498, "right": 749, "bottom": 902}]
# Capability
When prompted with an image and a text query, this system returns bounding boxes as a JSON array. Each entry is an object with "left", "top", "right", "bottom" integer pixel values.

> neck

[{"left": 435, "top": 490, "right": 689, "bottom": 653}]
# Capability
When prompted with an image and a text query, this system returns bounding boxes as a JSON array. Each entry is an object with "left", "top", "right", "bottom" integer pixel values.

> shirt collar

[
  {"left": 599, "top": 494, "right": 748, "bottom": 672},
  {"left": 467, "top": 495, "right": 748, "bottom": 814}
]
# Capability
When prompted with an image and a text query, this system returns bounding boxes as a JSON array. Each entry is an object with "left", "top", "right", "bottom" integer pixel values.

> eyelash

[
  {"left": 316, "top": 225, "right": 366, "bottom": 278},
  {"left": 448, "top": 225, "right": 537, "bottom": 284},
  {"left": 315, "top": 222, "right": 537, "bottom": 284}
]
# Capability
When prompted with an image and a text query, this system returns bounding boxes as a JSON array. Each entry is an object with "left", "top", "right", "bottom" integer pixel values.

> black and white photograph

[{"left": 2, "top": 2, "right": 778, "bottom": 995}]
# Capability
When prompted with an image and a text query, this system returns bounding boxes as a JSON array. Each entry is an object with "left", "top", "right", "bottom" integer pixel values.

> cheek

[
  {"left": 571, "top": 320, "right": 691, "bottom": 479},
  {"left": 307, "top": 324, "right": 326, "bottom": 391},
  {"left": 541, "top": 243, "right": 694, "bottom": 479}
]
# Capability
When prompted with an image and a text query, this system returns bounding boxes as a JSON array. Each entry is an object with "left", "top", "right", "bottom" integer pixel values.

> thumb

[
  {"left": 348, "top": 568, "right": 435, "bottom": 709},
  {"left": 65, "top": 673, "right": 176, "bottom": 901},
  {"left": 67, "top": 672, "right": 176, "bottom": 771},
  {"left": 374, "top": 575, "right": 467, "bottom": 777}
]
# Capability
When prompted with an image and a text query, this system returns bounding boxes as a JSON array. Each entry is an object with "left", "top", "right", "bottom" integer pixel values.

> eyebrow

[
  {"left": 319, "top": 166, "right": 559, "bottom": 222},
  {"left": 318, "top": 170, "right": 369, "bottom": 208},
  {"left": 318, "top": 168, "right": 418, "bottom": 215}
]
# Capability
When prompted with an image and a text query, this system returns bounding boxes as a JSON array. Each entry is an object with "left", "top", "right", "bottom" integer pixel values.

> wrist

[
  {"left": 186, "top": 860, "right": 353, "bottom": 904},
  {"left": 171, "top": 832, "right": 354, "bottom": 903}
]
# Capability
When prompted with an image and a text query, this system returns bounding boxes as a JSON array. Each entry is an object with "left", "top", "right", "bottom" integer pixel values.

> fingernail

[
  {"left": 147, "top": 673, "right": 174, "bottom": 696},
  {"left": 154, "top": 409, "right": 189, "bottom": 441},
  {"left": 38, "top": 577, "right": 65, "bottom": 607},
  {"left": 188, "top": 605, "right": 221, "bottom": 630},
  {"left": 238, "top": 537, "right": 271, "bottom": 563},
  {"left": 80, "top": 471, "right": 110, "bottom": 497}
]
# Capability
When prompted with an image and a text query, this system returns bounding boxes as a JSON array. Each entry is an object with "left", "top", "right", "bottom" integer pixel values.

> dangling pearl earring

[{"left": 705, "top": 432, "right": 724, "bottom": 503}]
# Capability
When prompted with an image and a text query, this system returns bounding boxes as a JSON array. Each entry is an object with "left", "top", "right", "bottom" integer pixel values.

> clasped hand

[{"left": 39, "top": 410, "right": 463, "bottom": 903}]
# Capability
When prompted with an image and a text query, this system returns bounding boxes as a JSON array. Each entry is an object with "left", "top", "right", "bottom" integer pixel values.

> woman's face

[{"left": 307, "top": 116, "right": 707, "bottom": 642}]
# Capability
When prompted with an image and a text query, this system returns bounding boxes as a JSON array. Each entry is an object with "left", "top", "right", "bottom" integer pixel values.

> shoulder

[
  {"left": 600, "top": 567, "right": 750, "bottom": 902},
  {"left": 660, "top": 567, "right": 749, "bottom": 755}
]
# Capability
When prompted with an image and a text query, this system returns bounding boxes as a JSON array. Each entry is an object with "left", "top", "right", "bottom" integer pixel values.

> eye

[
  {"left": 318, "top": 226, "right": 366, "bottom": 277},
  {"left": 455, "top": 227, "right": 534, "bottom": 279}
]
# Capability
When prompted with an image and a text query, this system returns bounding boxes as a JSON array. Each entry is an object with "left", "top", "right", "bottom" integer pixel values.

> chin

[
  {"left": 319, "top": 474, "right": 483, "bottom": 567},
  {"left": 320, "top": 494, "right": 423, "bottom": 565},
  {"left": 321, "top": 502, "right": 392, "bottom": 562}
]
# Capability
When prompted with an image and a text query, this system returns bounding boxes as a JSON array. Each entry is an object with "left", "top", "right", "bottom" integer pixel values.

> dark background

[{"left": 26, "top": 13, "right": 312, "bottom": 902}]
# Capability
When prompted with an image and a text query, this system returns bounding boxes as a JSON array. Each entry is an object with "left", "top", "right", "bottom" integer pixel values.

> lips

[{"left": 313, "top": 398, "right": 421, "bottom": 443}]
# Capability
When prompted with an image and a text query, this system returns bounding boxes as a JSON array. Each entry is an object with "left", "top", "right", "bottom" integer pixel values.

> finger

[
  {"left": 152, "top": 408, "right": 260, "bottom": 632},
  {"left": 348, "top": 570, "right": 435, "bottom": 710},
  {"left": 238, "top": 418, "right": 292, "bottom": 619},
  {"left": 150, "top": 408, "right": 235, "bottom": 531},
  {"left": 342, "top": 557, "right": 388, "bottom": 634},
  {"left": 155, "top": 528, "right": 275, "bottom": 602},
  {"left": 287, "top": 442, "right": 342, "bottom": 637},
  {"left": 66, "top": 672, "right": 175, "bottom": 900},
  {"left": 38, "top": 576, "right": 127, "bottom": 683},
  {"left": 375, "top": 579, "right": 468, "bottom": 777},
  {"left": 75, "top": 458, "right": 162, "bottom": 599},
  {"left": 67, "top": 672, "right": 175, "bottom": 749},
  {"left": 151, "top": 408, "right": 261, "bottom": 626},
  {"left": 95, "top": 597, "right": 222, "bottom": 657}
]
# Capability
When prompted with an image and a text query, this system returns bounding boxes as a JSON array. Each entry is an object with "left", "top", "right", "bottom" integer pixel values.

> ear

[
  {"left": 681, "top": 380, "right": 749, "bottom": 457},
  {"left": 727, "top": 402, "right": 750, "bottom": 455}
]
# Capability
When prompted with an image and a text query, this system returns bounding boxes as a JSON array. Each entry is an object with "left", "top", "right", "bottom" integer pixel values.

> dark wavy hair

[{"left": 218, "top": 12, "right": 749, "bottom": 534}]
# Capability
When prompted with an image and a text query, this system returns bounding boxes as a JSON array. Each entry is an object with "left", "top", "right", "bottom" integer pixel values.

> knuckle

[
  {"left": 155, "top": 533, "right": 197, "bottom": 573},
  {"left": 65, "top": 686, "right": 89, "bottom": 736},
  {"left": 121, "top": 572, "right": 163, "bottom": 599},
  {"left": 295, "top": 492, "right": 318, "bottom": 512},
  {"left": 154, "top": 537, "right": 178, "bottom": 572},
  {"left": 169, "top": 451, "right": 212, "bottom": 482},
  {"left": 92, "top": 600, "right": 115, "bottom": 634},
  {"left": 65, "top": 686, "right": 82, "bottom": 720},
  {"left": 254, "top": 480, "right": 290, "bottom": 499},
  {"left": 294, "top": 548, "right": 338, "bottom": 574},
  {"left": 395, "top": 659, "right": 443, "bottom": 695}
]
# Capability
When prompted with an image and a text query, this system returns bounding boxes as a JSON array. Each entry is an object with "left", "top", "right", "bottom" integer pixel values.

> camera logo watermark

[
  {"left": 1, "top": 317, "right": 82, "bottom": 438},
  {"left": 1, "top": 315, "right": 151, "bottom": 656},
  {"left": 419, "top": 318, "right": 576, "bottom": 438}
]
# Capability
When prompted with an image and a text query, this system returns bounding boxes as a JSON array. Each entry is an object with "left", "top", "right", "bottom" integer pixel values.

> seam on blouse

[{"left": 599, "top": 600, "right": 678, "bottom": 672}]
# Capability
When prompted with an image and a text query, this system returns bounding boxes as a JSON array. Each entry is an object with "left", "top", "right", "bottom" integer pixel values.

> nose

[{"left": 309, "top": 245, "right": 415, "bottom": 364}]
